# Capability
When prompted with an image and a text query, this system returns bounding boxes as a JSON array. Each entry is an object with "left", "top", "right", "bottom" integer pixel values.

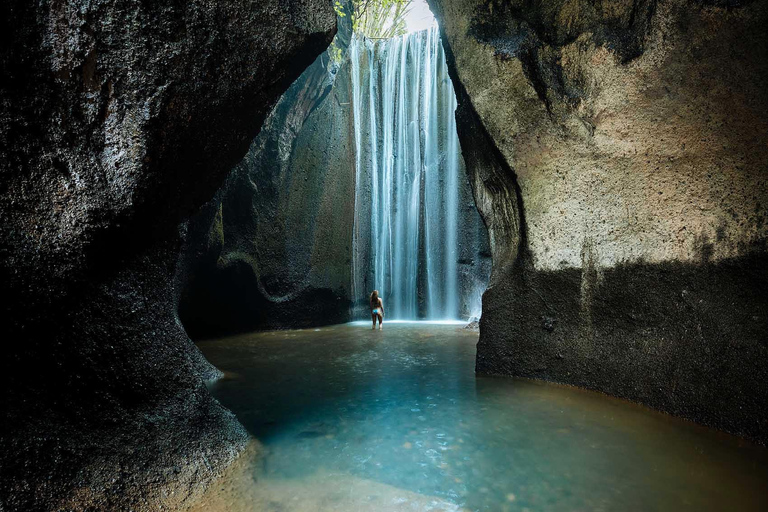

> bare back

[{"left": 369, "top": 292, "right": 384, "bottom": 329}]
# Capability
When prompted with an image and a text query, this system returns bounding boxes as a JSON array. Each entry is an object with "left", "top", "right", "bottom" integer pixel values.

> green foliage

[
  {"left": 328, "top": 39, "right": 345, "bottom": 67},
  {"left": 336, "top": 0, "right": 413, "bottom": 39}
]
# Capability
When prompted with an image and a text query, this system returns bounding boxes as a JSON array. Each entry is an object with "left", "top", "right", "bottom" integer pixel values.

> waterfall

[{"left": 350, "top": 25, "right": 467, "bottom": 320}]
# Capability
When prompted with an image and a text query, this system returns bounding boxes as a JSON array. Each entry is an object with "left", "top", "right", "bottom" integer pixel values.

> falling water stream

[
  {"left": 351, "top": 26, "right": 463, "bottom": 320},
  {"left": 185, "top": 21, "right": 768, "bottom": 512}
]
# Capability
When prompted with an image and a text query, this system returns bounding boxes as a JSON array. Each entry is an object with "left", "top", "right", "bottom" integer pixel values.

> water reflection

[{"left": 195, "top": 323, "right": 768, "bottom": 511}]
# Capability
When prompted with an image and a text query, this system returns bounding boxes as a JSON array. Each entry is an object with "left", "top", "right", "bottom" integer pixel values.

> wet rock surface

[
  {"left": 429, "top": 0, "right": 768, "bottom": 442},
  {"left": 179, "top": 24, "right": 491, "bottom": 334},
  {"left": 0, "top": 1, "right": 334, "bottom": 510},
  {"left": 179, "top": 32, "right": 357, "bottom": 337}
]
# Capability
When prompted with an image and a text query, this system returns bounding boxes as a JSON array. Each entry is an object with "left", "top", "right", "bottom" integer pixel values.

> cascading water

[{"left": 351, "top": 25, "right": 477, "bottom": 320}]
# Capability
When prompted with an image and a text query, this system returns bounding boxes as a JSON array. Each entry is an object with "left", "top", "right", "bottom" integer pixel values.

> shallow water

[{"left": 195, "top": 323, "right": 768, "bottom": 512}]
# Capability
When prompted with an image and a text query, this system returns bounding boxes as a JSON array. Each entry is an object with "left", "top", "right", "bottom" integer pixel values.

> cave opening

[
  {"left": 176, "top": 2, "right": 768, "bottom": 511},
  {"left": 4, "top": 0, "right": 768, "bottom": 510},
  {"left": 177, "top": 0, "right": 490, "bottom": 336}
]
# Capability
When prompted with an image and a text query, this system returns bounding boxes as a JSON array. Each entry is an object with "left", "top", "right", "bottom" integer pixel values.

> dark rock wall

[
  {"left": 179, "top": 28, "right": 492, "bottom": 332},
  {"left": 0, "top": 1, "right": 335, "bottom": 510},
  {"left": 429, "top": 0, "right": 768, "bottom": 442},
  {"left": 179, "top": 40, "right": 357, "bottom": 337}
]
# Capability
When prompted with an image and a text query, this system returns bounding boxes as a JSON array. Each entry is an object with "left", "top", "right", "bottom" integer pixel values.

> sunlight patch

[{"left": 404, "top": 0, "right": 436, "bottom": 33}]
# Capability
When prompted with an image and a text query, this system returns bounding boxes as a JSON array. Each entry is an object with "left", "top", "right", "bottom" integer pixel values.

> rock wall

[
  {"left": 429, "top": 0, "right": 768, "bottom": 442},
  {"left": 0, "top": 1, "right": 335, "bottom": 510},
  {"left": 180, "top": 26, "right": 491, "bottom": 333},
  {"left": 179, "top": 35, "right": 357, "bottom": 337}
]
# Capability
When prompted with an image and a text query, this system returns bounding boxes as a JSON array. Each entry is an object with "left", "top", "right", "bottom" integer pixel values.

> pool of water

[{"left": 193, "top": 323, "right": 768, "bottom": 511}]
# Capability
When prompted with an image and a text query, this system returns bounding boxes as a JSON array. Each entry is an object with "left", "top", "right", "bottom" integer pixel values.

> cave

[{"left": 1, "top": 0, "right": 767, "bottom": 511}]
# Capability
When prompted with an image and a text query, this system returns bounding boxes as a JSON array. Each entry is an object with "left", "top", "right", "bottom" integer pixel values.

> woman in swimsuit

[{"left": 370, "top": 290, "right": 384, "bottom": 330}]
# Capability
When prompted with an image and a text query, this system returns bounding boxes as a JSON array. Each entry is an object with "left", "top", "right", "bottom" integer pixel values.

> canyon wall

[
  {"left": 429, "top": 0, "right": 768, "bottom": 442},
  {"left": 178, "top": 16, "right": 358, "bottom": 336},
  {"left": 179, "top": 50, "right": 358, "bottom": 336},
  {"left": 179, "top": 25, "right": 491, "bottom": 333},
  {"left": 0, "top": 1, "right": 335, "bottom": 510}
]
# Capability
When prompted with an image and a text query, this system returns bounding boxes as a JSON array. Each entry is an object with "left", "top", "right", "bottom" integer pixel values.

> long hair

[{"left": 370, "top": 290, "right": 379, "bottom": 308}]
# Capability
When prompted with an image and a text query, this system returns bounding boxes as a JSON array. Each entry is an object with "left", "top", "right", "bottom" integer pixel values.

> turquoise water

[{"left": 196, "top": 323, "right": 768, "bottom": 511}]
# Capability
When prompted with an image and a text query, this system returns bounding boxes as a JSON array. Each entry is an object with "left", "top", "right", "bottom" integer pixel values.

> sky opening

[{"left": 404, "top": 0, "right": 436, "bottom": 33}]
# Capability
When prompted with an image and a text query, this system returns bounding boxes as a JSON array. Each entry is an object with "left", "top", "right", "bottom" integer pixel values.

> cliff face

[
  {"left": 179, "top": 51, "right": 358, "bottom": 336},
  {"left": 0, "top": 1, "right": 335, "bottom": 510},
  {"left": 179, "top": 26, "right": 491, "bottom": 333},
  {"left": 429, "top": 0, "right": 768, "bottom": 442}
]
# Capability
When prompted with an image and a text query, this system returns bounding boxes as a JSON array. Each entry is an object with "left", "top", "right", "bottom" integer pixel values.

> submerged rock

[{"left": 464, "top": 320, "right": 480, "bottom": 331}]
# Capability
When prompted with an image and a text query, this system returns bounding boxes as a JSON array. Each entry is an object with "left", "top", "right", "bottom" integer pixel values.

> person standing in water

[{"left": 370, "top": 290, "right": 384, "bottom": 330}]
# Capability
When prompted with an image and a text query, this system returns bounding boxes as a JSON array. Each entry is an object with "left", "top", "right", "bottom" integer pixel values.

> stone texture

[
  {"left": 0, "top": 1, "right": 335, "bottom": 510},
  {"left": 429, "top": 0, "right": 768, "bottom": 442},
  {"left": 179, "top": 35, "right": 357, "bottom": 337},
  {"left": 179, "top": 27, "right": 491, "bottom": 333}
]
